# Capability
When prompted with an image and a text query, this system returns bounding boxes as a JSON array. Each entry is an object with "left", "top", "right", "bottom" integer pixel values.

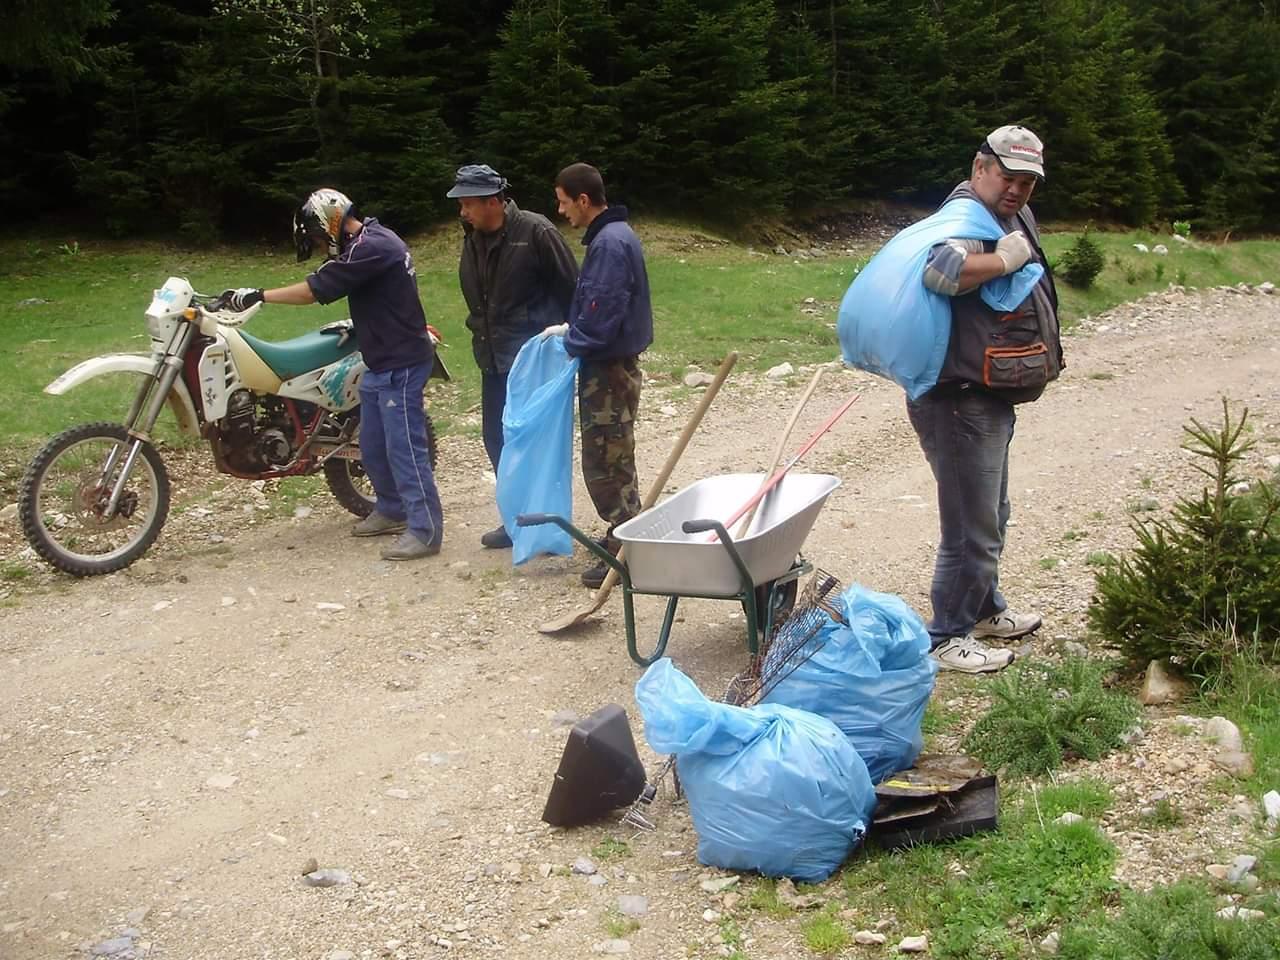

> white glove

[
  {"left": 320, "top": 318, "right": 354, "bottom": 346},
  {"left": 539, "top": 323, "right": 569, "bottom": 339},
  {"left": 995, "top": 231, "right": 1033, "bottom": 274}
]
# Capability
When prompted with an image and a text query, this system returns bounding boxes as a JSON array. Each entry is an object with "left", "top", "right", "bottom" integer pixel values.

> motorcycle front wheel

[
  {"left": 323, "top": 412, "right": 438, "bottom": 518},
  {"left": 19, "top": 422, "right": 171, "bottom": 576}
]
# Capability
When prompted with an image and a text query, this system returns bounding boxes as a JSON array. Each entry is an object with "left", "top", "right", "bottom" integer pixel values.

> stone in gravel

[
  {"left": 152, "top": 600, "right": 173, "bottom": 612},
  {"left": 722, "top": 892, "right": 742, "bottom": 910},
  {"left": 0, "top": 503, "right": 17, "bottom": 523},
  {"left": 91, "top": 937, "right": 134, "bottom": 956},
  {"left": 1152, "top": 244, "right": 1169, "bottom": 255},
  {"left": 855, "top": 931, "right": 887, "bottom": 945},
  {"left": 593, "top": 941, "right": 631, "bottom": 955},
  {"left": 1227, "top": 855, "right": 1257, "bottom": 884},
  {"left": 1040, "top": 931, "right": 1060, "bottom": 954},
  {"left": 1217, "top": 906, "right": 1266, "bottom": 920},
  {"left": 1062, "top": 641, "right": 1089, "bottom": 659},
  {"left": 588, "top": 874, "right": 608, "bottom": 886},
  {"left": 293, "top": 506, "right": 312, "bottom": 519},
  {"left": 617, "top": 895, "right": 648, "bottom": 918},
  {"left": 1204, "top": 717, "right": 1243, "bottom": 751},
  {"left": 1206, "top": 864, "right": 1230, "bottom": 880},
  {"left": 572, "top": 857, "right": 598, "bottom": 875},
  {"left": 325, "top": 952, "right": 355, "bottom": 960},
  {"left": 1054, "top": 812, "right": 1084, "bottom": 826},
  {"left": 660, "top": 405, "right": 678, "bottom": 416},
  {"left": 551, "top": 709, "right": 580, "bottom": 728},
  {"left": 220, "top": 595, "right": 237, "bottom": 607},
  {"left": 205, "top": 773, "right": 237, "bottom": 790},
  {"left": 1164, "top": 757, "right": 1190, "bottom": 774},
  {"left": 699, "top": 876, "right": 740, "bottom": 894},
  {"left": 1141, "top": 659, "right": 1190, "bottom": 704},
  {"left": 766, "top": 362, "right": 794, "bottom": 379},
  {"left": 385, "top": 788, "right": 411, "bottom": 800},
  {"left": 898, "top": 935, "right": 929, "bottom": 952},
  {"left": 1213, "top": 750, "right": 1254, "bottom": 778},
  {"left": 1263, "top": 790, "right": 1280, "bottom": 822},
  {"left": 315, "top": 602, "right": 346, "bottom": 611},
  {"left": 876, "top": 919, "right": 894, "bottom": 932},
  {"left": 703, "top": 909, "right": 721, "bottom": 922},
  {"left": 449, "top": 560, "right": 472, "bottom": 580},
  {"left": 303, "top": 868, "right": 351, "bottom": 887},
  {"left": 539, "top": 863, "right": 554, "bottom": 879},
  {"left": 683, "top": 372, "right": 715, "bottom": 388},
  {"left": 776, "top": 877, "right": 824, "bottom": 909},
  {"left": 300, "top": 857, "right": 319, "bottom": 876}
]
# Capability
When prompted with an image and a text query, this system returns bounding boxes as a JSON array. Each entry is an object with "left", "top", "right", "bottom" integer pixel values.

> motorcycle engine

[{"left": 220, "top": 391, "right": 308, "bottom": 472}]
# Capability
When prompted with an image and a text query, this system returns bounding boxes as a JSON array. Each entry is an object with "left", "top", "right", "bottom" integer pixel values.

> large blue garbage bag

[
  {"left": 496, "top": 335, "right": 580, "bottom": 565},
  {"left": 762, "top": 584, "right": 939, "bottom": 783},
  {"left": 635, "top": 658, "right": 876, "bottom": 882},
  {"left": 837, "top": 197, "right": 1046, "bottom": 400}
]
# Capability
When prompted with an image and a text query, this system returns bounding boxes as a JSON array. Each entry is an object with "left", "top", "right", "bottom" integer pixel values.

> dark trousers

[
  {"left": 358, "top": 361, "right": 444, "bottom": 546},
  {"left": 906, "top": 386, "right": 1015, "bottom": 642},
  {"left": 481, "top": 369, "right": 509, "bottom": 473}
]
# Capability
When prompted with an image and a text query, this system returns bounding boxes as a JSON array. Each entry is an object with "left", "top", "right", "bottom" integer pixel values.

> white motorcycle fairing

[
  {"left": 276, "top": 351, "right": 366, "bottom": 412},
  {"left": 45, "top": 355, "right": 201, "bottom": 436}
]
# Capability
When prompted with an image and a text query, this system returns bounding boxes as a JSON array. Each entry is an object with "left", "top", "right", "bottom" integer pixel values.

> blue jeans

[
  {"left": 906, "top": 386, "right": 1016, "bottom": 641},
  {"left": 481, "top": 369, "right": 509, "bottom": 473},
  {"left": 358, "top": 361, "right": 443, "bottom": 546}
]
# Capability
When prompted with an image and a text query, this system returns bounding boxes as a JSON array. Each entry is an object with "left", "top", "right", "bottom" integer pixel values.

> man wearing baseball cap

[
  {"left": 448, "top": 164, "right": 579, "bottom": 549},
  {"left": 911, "top": 124, "right": 1064, "bottom": 674}
]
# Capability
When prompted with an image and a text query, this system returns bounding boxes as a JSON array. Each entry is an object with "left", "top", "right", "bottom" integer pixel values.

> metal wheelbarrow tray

[
  {"left": 614, "top": 473, "right": 840, "bottom": 595},
  {"left": 520, "top": 473, "right": 840, "bottom": 666}
]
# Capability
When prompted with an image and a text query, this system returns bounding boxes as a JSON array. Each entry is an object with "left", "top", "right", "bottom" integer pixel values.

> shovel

[{"left": 538, "top": 351, "right": 739, "bottom": 635}]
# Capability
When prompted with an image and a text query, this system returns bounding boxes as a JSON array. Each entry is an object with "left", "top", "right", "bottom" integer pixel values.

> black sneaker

[{"left": 480, "top": 525, "right": 513, "bottom": 549}]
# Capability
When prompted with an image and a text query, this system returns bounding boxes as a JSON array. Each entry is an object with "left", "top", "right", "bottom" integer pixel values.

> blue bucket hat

[{"left": 446, "top": 164, "right": 508, "bottom": 198}]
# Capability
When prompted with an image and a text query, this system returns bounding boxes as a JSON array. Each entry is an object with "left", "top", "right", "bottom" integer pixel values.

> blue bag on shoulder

[
  {"left": 761, "top": 583, "right": 939, "bottom": 783},
  {"left": 635, "top": 658, "right": 876, "bottom": 883},
  {"left": 836, "top": 197, "right": 1045, "bottom": 400},
  {"left": 496, "top": 336, "right": 580, "bottom": 565}
]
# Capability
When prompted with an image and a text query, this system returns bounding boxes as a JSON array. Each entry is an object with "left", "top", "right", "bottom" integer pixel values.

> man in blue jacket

[
  {"left": 221, "top": 188, "right": 444, "bottom": 561},
  {"left": 547, "top": 163, "right": 654, "bottom": 588}
]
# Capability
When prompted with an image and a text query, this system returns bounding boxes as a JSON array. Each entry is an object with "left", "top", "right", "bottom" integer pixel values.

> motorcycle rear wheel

[
  {"left": 20, "top": 421, "right": 171, "bottom": 576},
  {"left": 323, "top": 413, "right": 438, "bottom": 518}
]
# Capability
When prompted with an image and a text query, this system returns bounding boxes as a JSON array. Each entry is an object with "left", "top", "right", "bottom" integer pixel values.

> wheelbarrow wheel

[{"left": 755, "top": 576, "right": 798, "bottom": 631}]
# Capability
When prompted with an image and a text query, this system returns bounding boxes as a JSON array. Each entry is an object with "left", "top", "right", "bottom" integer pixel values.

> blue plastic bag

[
  {"left": 762, "top": 584, "right": 939, "bottom": 783},
  {"left": 496, "top": 336, "right": 580, "bottom": 565},
  {"left": 837, "top": 197, "right": 1046, "bottom": 400},
  {"left": 635, "top": 658, "right": 876, "bottom": 882}
]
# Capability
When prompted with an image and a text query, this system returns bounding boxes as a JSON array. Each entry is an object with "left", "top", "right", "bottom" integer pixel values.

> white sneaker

[
  {"left": 931, "top": 636, "right": 1015, "bottom": 674},
  {"left": 970, "top": 610, "right": 1042, "bottom": 641}
]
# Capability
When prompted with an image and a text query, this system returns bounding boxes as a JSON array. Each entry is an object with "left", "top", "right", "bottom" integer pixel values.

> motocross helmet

[{"left": 293, "top": 188, "right": 355, "bottom": 262}]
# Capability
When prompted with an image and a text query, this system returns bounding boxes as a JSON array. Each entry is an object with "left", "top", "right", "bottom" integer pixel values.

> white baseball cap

[{"left": 983, "top": 125, "right": 1045, "bottom": 181}]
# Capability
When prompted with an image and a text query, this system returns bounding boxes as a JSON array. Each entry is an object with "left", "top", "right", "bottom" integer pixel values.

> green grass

[
  {"left": 1086, "top": 551, "right": 1116, "bottom": 567},
  {"left": 590, "top": 837, "right": 631, "bottom": 863},
  {"left": 1197, "top": 653, "right": 1280, "bottom": 798},
  {"left": 4, "top": 224, "right": 1279, "bottom": 503},
  {"left": 801, "top": 906, "right": 850, "bottom": 954},
  {"left": 842, "top": 789, "right": 1119, "bottom": 959},
  {"left": 745, "top": 878, "right": 794, "bottom": 918},
  {"left": 602, "top": 909, "right": 641, "bottom": 939},
  {"left": 1137, "top": 798, "right": 1185, "bottom": 829},
  {"left": 0, "top": 561, "right": 33, "bottom": 582}
]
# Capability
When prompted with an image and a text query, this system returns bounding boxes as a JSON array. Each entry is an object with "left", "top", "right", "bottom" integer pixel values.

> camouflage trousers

[{"left": 579, "top": 355, "right": 643, "bottom": 536}]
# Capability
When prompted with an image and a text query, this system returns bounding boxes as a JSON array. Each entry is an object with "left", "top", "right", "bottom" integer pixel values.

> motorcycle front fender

[{"left": 46, "top": 353, "right": 201, "bottom": 437}]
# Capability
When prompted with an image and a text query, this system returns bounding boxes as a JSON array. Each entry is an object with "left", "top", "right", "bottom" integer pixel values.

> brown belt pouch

[{"left": 983, "top": 342, "right": 1049, "bottom": 391}]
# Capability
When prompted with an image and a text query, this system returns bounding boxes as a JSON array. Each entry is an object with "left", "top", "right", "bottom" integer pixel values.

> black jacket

[{"left": 458, "top": 201, "right": 579, "bottom": 373}]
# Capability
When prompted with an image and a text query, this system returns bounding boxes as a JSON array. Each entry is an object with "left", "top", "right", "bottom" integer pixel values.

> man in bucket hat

[
  {"left": 448, "top": 164, "right": 579, "bottom": 549},
  {"left": 911, "top": 124, "right": 1064, "bottom": 673}
]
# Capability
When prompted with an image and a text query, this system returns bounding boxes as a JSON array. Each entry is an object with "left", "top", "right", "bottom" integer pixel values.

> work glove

[
  {"left": 539, "top": 323, "right": 569, "bottom": 339},
  {"left": 219, "top": 287, "right": 265, "bottom": 312},
  {"left": 994, "top": 232, "right": 1033, "bottom": 274},
  {"left": 320, "top": 318, "right": 354, "bottom": 346}
]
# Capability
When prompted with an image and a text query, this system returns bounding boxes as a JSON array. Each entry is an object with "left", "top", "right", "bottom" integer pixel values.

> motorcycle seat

[{"left": 237, "top": 328, "right": 359, "bottom": 382}]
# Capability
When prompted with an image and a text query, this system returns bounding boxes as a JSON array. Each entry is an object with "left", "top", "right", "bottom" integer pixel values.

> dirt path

[{"left": 1, "top": 287, "right": 1278, "bottom": 960}]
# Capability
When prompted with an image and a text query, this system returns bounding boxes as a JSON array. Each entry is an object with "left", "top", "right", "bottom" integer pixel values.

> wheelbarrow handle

[
  {"left": 681, "top": 518, "right": 727, "bottom": 538},
  {"left": 516, "top": 513, "right": 556, "bottom": 527}
]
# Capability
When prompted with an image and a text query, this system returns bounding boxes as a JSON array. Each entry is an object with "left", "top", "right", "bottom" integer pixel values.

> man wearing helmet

[
  {"left": 221, "top": 188, "right": 444, "bottom": 561},
  {"left": 446, "top": 163, "right": 579, "bottom": 550}
]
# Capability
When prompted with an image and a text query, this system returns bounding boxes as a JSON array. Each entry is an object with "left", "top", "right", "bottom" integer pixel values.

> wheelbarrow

[{"left": 518, "top": 472, "right": 841, "bottom": 666}]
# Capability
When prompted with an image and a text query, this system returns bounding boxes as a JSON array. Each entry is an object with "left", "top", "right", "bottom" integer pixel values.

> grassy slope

[{"left": 2, "top": 220, "right": 1278, "bottom": 500}]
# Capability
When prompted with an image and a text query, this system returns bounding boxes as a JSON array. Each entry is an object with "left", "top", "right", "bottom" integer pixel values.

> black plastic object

[
  {"left": 869, "top": 775, "right": 999, "bottom": 849},
  {"left": 542, "top": 704, "right": 647, "bottom": 827}
]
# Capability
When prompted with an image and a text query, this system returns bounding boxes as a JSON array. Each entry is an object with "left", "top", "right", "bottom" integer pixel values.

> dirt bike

[{"left": 19, "top": 276, "right": 449, "bottom": 576}]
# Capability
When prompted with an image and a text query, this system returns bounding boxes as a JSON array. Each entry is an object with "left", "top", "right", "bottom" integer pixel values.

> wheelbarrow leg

[
  {"left": 681, "top": 518, "right": 760, "bottom": 656},
  {"left": 629, "top": 595, "right": 681, "bottom": 668}
]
